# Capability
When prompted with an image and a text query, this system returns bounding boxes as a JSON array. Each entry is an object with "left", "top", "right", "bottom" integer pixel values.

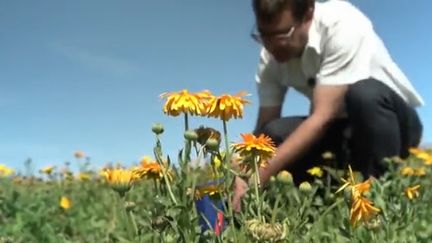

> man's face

[{"left": 256, "top": 9, "right": 311, "bottom": 62}]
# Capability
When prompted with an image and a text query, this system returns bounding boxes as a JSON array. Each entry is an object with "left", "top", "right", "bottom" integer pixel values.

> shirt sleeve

[
  {"left": 255, "top": 48, "right": 288, "bottom": 107},
  {"left": 316, "top": 16, "right": 372, "bottom": 86}
]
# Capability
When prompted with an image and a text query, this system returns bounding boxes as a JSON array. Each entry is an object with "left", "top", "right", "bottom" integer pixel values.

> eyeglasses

[{"left": 250, "top": 24, "right": 296, "bottom": 44}]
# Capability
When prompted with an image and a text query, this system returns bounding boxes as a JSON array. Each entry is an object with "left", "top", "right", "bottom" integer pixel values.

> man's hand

[{"left": 232, "top": 176, "right": 249, "bottom": 212}]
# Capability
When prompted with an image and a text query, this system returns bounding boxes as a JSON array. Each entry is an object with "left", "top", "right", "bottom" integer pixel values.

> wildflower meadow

[{"left": 1, "top": 90, "right": 431, "bottom": 242}]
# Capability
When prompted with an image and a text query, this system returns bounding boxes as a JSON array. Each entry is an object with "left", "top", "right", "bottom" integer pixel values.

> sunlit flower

[
  {"left": 0, "top": 164, "right": 15, "bottom": 177},
  {"left": 160, "top": 89, "right": 211, "bottom": 117},
  {"left": 133, "top": 156, "right": 172, "bottom": 181},
  {"left": 400, "top": 166, "right": 415, "bottom": 176},
  {"left": 404, "top": 185, "right": 421, "bottom": 200},
  {"left": 206, "top": 91, "right": 250, "bottom": 121},
  {"left": 232, "top": 133, "right": 276, "bottom": 171},
  {"left": 74, "top": 151, "right": 85, "bottom": 159},
  {"left": 40, "top": 166, "right": 56, "bottom": 175},
  {"left": 60, "top": 196, "right": 72, "bottom": 210},
  {"left": 350, "top": 196, "right": 380, "bottom": 226},
  {"left": 307, "top": 167, "right": 323, "bottom": 177},
  {"left": 103, "top": 168, "right": 136, "bottom": 196}
]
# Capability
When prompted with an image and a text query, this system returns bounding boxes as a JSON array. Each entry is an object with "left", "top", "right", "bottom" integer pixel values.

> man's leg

[
  {"left": 256, "top": 116, "right": 350, "bottom": 184},
  {"left": 345, "top": 79, "right": 423, "bottom": 178}
]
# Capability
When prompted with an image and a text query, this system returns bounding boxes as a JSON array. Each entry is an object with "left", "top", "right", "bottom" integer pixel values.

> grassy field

[{"left": 1, "top": 90, "right": 430, "bottom": 242}]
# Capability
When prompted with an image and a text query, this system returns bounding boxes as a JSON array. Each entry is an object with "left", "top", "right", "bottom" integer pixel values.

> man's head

[{"left": 252, "top": 0, "right": 315, "bottom": 62}]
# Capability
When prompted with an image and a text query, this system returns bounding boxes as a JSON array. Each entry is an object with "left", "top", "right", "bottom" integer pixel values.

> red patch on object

[{"left": 214, "top": 212, "right": 224, "bottom": 236}]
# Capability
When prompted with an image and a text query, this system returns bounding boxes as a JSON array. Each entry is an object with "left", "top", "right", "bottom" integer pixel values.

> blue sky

[{"left": 1, "top": 0, "right": 431, "bottom": 172}]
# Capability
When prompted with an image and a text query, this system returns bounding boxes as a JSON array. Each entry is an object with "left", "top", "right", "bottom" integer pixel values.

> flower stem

[
  {"left": 222, "top": 119, "right": 230, "bottom": 164},
  {"left": 253, "top": 155, "right": 262, "bottom": 221},
  {"left": 129, "top": 210, "right": 139, "bottom": 237},
  {"left": 161, "top": 168, "right": 178, "bottom": 205},
  {"left": 184, "top": 113, "right": 189, "bottom": 131}
]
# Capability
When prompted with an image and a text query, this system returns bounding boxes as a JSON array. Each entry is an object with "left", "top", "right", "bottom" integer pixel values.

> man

[{"left": 233, "top": 0, "right": 423, "bottom": 211}]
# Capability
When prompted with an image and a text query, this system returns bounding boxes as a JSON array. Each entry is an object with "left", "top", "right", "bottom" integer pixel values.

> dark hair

[{"left": 252, "top": 0, "right": 315, "bottom": 22}]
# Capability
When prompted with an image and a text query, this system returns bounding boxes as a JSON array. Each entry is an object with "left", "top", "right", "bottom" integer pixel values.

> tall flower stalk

[{"left": 233, "top": 133, "right": 276, "bottom": 222}]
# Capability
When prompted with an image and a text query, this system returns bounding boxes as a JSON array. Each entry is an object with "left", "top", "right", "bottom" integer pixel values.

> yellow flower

[
  {"left": 60, "top": 196, "right": 72, "bottom": 210},
  {"left": 307, "top": 167, "right": 323, "bottom": 177},
  {"left": 405, "top": 185, "right": 421, "bottom": 200},
  {"left": 414, "top": 167, "right": 427, "bottom": 176},
  {"left": 77, "top": 172, "right": 92, "bottom": 181},
  {"left": 40, "top": 166, "right": 55, "bottom": 175},
  {"left": 336, "top": 165, "right": 372, "bottom": 197},
  {"left": 160, "top": 89, "right": 211, "bottom": 117},
  {"left": 400, "top": 166, "right": 415, "bottom": 176},
  {"left": 232, "top": 133, "right": 276, "bottom": 171},
  {"left": 133, "top": 157, "right": 172, "bottom": 181},
  {"left": 103, "top": 168, "right": 136, "bottom": 195},
  {"left": 0, "top": 164, "right": 15, "bottom": 177},
  {"left": 336, "top": 165, "right": 356, "bottom": 194},
  {"left": 74, "top": 151, "right": 85, "bottom": 159},
  {"left": 206, "top": 91, "right": 250, "bottom": 121},
  {"left": 408, "top": 147, "right": 423, "bottom": 156},
  {"left": 350, "top": 196, "right": 380, "bottom": 226},
  {"left": 195, "top": 183, "right": 225, "bottom": 200},
  {"left": 409, "top": 147, "right": 432, "bottom": 163}
]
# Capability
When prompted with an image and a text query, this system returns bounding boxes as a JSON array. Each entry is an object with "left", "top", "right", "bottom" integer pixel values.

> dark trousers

[{"left": 257, "top": 79, "right": 423, "bottom": 184}]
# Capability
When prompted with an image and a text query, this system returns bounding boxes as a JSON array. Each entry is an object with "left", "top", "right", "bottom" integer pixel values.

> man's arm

[{"left": 258, "top": 84, "right": 348, "bottom": 185}]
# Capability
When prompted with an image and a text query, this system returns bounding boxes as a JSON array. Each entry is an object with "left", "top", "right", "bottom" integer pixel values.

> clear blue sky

[{"left": 1, "top": 0, "right": 431, "bottom": 172}]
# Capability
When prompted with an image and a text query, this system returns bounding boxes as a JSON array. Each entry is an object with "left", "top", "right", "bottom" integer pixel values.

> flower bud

[
  {"left": 276, "top": 170, "right": 293, "bottom": 185},
  {"left": 184, "top": 130, "right": 198, "bottom": 141},
  {"left": 206, "top": 138, "right": 220, "bottom": 151},
  {"left": 124, "top": 201, "right": 136, "bottom": 212},
  {"left": 299, "top": 181, "right": 312, "bottom": 194},
  {"left": 151, "top": 123, "right": 164, "bottom": 135}
]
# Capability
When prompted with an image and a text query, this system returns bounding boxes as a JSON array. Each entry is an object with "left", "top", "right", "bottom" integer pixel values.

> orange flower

[
  {"left": 206, "top": 91, "right": 250, "bottom": 121},
  {"left": 350, "top": 196, "right": 380, "bottom": 226},
  {"left": 133, "top": 156, "right": 172, "bottom": 181},
  {"left": 160, "top": 89, "right": 211, "bottom": 117},
  {"left": 405, "top": 185, "right": 421, "bottom": 200},
  {"left": 232, "top": 133, "right": 276, "bottom": 171}
]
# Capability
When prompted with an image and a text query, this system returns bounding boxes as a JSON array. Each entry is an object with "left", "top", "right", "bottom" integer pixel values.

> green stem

[
  {"left": 308, "top": 198, "right": 344, "bottom": 235},
  {"left": 222, "top": 119, "right": 230, "bottom": 165},
  {"left": 271, "top": 194, "right": 282, "bottom": 224},
  {"left": 253, "top": 155, "right": 262, "bottom": 221},
  {"left": 184, "top": 113, "right": 189, "bottom": 131},
  {"left": 129, "top": 210, "right": 139, "bottom": 237},
  {"left": 161, "top": 168, "right": 178, "bottom": 205}
]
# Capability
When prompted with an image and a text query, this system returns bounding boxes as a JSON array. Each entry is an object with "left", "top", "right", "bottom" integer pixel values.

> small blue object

[{"left": 195, "top": 179, "right": 226, "bottom": 235}]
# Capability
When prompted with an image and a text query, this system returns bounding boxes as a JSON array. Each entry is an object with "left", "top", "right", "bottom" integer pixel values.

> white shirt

[{"left": 255, "top": 0, "right": 424, "bottom": 108}]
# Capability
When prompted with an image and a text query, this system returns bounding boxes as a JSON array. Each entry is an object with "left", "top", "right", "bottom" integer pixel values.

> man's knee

[{"left": 345, "top": 79, "right": 388, "bottom": 117}]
